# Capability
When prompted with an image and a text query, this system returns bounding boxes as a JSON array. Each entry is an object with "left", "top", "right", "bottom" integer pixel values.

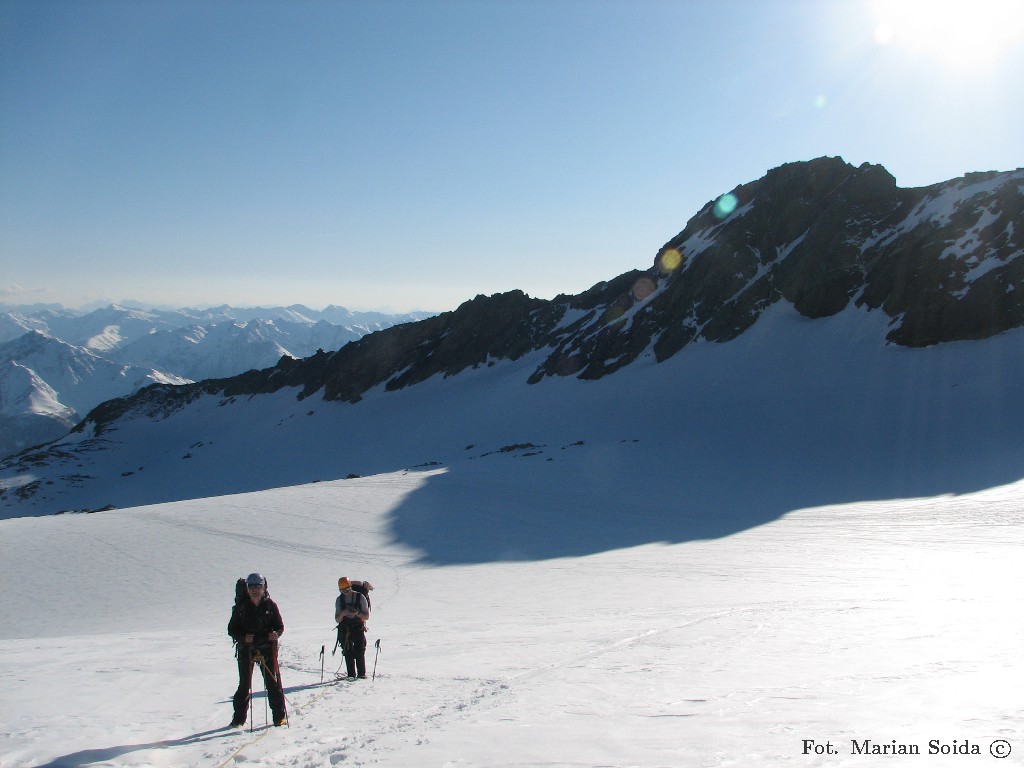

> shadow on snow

[
  {"left": 387, "top": 370, "right": 1024, "bottom": 565},
  {"left": 35, "top": 726, "right": 237, "bottom": 768}
]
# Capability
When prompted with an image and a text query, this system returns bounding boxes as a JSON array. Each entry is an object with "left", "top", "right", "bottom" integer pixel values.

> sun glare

[{"left": 870, "top": 0, "right": 1024, "bottom": 70}]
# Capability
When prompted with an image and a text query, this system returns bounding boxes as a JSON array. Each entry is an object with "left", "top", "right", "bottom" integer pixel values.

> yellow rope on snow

[{"left": 213, "top": 725, "right": 271, "bottom": 768}]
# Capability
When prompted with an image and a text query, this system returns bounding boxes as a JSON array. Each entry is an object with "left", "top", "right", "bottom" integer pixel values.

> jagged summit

[{"left": 612, "top": 156, "right": 1021, "bottom": 363}]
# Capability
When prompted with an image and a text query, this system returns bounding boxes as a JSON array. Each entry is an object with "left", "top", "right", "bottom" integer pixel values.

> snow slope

[
  {"left": 4, "top": 303, "right": 1024, "bottom": 526},
  {"left": 1, "top": 465, "right": 1022, "bottom": 767},
  {"left": 1, "top": 303, "right": 1023, "bottom": 766}
]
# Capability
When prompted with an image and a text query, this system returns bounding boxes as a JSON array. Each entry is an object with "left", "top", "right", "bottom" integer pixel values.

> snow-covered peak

[
  {"left": 0, "top": 360, "right": 74, "bottom": 419},
  {"left": 0, "top": 330, "right": 186, "bottom": 417}
]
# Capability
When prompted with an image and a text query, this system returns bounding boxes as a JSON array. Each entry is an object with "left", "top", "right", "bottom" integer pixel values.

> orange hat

[{"left": 338, "top": 577, "right": 351, "bottom": 590}]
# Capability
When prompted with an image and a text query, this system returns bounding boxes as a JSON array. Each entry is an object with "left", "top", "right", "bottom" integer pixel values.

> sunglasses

[{"left": 247, "top": 584, "right": 264, "bottom": 590}]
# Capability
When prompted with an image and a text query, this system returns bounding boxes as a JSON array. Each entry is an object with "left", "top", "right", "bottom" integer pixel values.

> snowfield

[
  {"left": 2, "top": 470, "right": 1022, "bottom": 767},
  {"left": 2, "top": 303, "right": 1023, "bottom": 766}
]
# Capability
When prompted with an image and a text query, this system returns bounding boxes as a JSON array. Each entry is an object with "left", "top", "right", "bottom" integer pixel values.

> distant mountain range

[
  {"left": 0, "top": 304, "right": 432, "bottom": 458},
  {"left": 2, "top": 156, "right": 1022, "bottom": 518}
]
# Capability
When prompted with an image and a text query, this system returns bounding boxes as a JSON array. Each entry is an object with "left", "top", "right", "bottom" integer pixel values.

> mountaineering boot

[
  {"left": 230, "top": 715, "right": 245, "bottom": 728},
  {"left": 274, "top": 713, "right": 288, "bottom": 726}
]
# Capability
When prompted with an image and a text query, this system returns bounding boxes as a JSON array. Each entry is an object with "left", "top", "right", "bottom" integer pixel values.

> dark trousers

[
  {"left": 341, "top": 622, "right": 367, "bottom": 677},
  {"left": 233, "top": 644, "right": 286, "bottom": 721}
]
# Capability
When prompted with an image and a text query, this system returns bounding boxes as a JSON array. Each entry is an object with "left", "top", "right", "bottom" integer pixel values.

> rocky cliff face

[
  {"left": 75, "top": 157, "right": 1024, "bottom": 433},
  {"left": 537, "top": 158, "right": 1023, "bottom": 379}
]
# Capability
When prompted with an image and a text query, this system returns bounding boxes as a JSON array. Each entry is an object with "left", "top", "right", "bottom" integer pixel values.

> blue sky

[{"left": 2, "top": 0, "right": 1022, "bottom": 313}]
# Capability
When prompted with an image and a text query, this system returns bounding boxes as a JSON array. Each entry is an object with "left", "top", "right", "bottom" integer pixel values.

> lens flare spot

[
  {"left": 713, "top": 193, "right": 739, "bottom": 220},
  {"left": 657, "top": 248, "right": 683, "bottom": 274},
  {"left": 602, "top": 305, "right": 626, "bottom": 327},
  {"left": 632, "top": 276, "right": 656, "bottom": 300}
]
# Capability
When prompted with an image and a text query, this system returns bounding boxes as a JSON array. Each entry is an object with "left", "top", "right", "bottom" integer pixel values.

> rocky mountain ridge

[{"left": 79, "top": 156, "right": 1023, "bottom": 435}]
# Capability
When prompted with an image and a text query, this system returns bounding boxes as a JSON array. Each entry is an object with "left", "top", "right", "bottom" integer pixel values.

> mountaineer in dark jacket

[{"left": 228, "top": 572, "right": 287, "bottom": 727}]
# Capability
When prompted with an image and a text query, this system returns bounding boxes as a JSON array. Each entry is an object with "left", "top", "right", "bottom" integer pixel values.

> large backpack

[
  {"left": 350, "top": 580, "right": 373, "bottom": 613},
  {"left": 230, "top": 578, "right": 247, "bottom": 653},
  {"left": 234, "top": 577, "right": 248, "bottom": 611}
]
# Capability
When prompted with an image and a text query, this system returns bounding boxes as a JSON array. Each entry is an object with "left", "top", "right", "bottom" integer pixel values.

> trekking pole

[
  {"left": 371, "top": 639, "right": 381, "bottom": 681},
  {"left": 251, "top": 648, "right": 273, "bottom": 729},
  {"left": 261, "top": 651, "right": 268, "bottom": 728},
  {"left": 320, "top": 645, "right": 325, "bottom": 684},
  {"left": 247, "top": 646, "right": 255, "bottom": 733}
]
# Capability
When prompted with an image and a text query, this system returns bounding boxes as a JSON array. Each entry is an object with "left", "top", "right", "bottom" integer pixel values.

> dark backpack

[
  {"left": 230, "top": 579, "right": 248, "bottom": 652},
  {"left": 350, "top": 580, "right": 372, "bottom": 613},
  {"left": 234, "top": 577, "right": 248, "bottom": 610}
]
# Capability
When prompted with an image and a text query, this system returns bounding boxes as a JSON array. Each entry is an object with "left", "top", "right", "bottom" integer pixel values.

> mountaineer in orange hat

[{"left": 334, "top": 576, "right": 372, "bottom": 679}]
